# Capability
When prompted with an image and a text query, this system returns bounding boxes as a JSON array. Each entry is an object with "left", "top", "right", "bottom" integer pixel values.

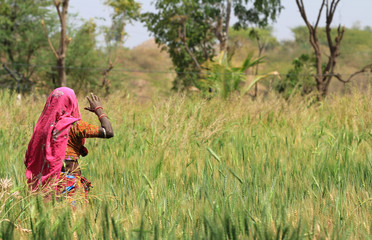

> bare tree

[
  {"left": 42, "top": 0, "right": 70, "bottom": 87},
  {"left": 296, "top": 0, "right": 343, "bottom": 97},
  {"left": 296, "top": 0, "right": 372, "bottom": 97}
]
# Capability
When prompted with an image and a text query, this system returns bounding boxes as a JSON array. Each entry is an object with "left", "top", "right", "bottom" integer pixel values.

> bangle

[
  {"left": 98, "top": 113, "right": 108, "bottom": 120},
  {"left": 102, "top": 127, "right": 107, "bottom": 138},
  {"left": 94, "top": 106, "right": 103, "bottom": 113}
]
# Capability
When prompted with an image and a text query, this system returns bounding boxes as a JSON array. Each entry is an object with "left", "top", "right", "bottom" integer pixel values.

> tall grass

[{"left": 0, "top": 90, "right": 371, "bottom": 239}]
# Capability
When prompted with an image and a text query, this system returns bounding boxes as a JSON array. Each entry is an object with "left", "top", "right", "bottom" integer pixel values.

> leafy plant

[
  {"left": 275, "top": 53, "right": 316, "bottom": 99},
  {"left": 198, "top": 51, "right": 264, "bottom": 98}
]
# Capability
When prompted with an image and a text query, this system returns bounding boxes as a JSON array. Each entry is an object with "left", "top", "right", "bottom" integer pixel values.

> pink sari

[{"left": 25, "top": 87, "right": 82, "bottom": 191}]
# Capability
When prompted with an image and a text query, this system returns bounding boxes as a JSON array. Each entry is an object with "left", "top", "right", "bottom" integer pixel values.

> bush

[{"left": 275, "top": 54, "right": 316, "bottom": 99}]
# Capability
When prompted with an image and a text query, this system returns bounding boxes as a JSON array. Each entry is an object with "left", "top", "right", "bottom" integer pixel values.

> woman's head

[{"left": 43, "top": 87, "right": 81, "bottom": 120}]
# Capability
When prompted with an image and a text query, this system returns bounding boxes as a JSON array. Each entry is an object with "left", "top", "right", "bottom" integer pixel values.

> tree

[
  {"left": 248, "top": 27, "right": 278, "bottom": 97},
  {"left": 42, "top": 0, "right": 71, "bottom": 87},
  {"left": 65, "top": 20, "right": 102, "bottom": 91},
  {"left": 142, "top": 1, "right": 216, "bottom": 89},
  {"left": 104, "top": 0, "right": 141, "bottom": 45},
  {"left": 295, "top": 0, "right": 372, "bottom": 97},
  {"left": 0, "top": 0, "right": 55, "bottom": 92},
  {"left": 101, "top": 0, "right": 141, "bottom": 93},
  {"left": 142, "top": 0, "right": 282, "bottom": 89}
]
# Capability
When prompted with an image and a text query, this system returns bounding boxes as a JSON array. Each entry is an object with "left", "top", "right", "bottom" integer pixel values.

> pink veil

[{"left": 25, "top": 87, "right": 82, "bottom": 190}]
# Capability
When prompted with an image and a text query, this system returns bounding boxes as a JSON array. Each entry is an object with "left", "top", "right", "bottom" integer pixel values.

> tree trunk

[
  {"left": 57, "top": 58, "right": 66, "bottom": 87},
  {"left": 316, "top": 78, "right": 331, "bottom": 98},
  {"left": 219, "top": 39, "right": 227, "bottom": 53},
  {"left": 221, "top": 0, "right": 231, "bottom": 53},
  {"left": 57, "top": 0, "right": 69, "bottom": 87}
]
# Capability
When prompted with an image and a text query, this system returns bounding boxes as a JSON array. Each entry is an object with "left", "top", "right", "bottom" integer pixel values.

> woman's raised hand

[
  {"left": 85, "top": 93, "right": 113, "bottom": 138},
  {"left": 85, "top": 93, "right": 102, "bottom": 113}
]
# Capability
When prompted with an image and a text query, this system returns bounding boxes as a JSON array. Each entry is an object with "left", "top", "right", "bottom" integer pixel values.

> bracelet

[
  {"left": 94, "top": 106, "right": 103, "bottom": 113},
  {"left": 102, "top": 127, "right": 107, "bottom": 138},
  {"left": 98, "top": 113, "right": 108, "bottom": 120}
]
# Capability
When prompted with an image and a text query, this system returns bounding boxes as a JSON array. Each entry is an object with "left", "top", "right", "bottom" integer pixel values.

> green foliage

[
  {"left": 233, "top": 0, "right": 283, "bottom": 29},
  {"left": 2, "top": 0, "right": 371, "bottom": 96},
  {"left": 142, "top": 0, "right": 283, "bottom": 90},
  {"left": 142, "top": 0, "right": 216, "bottom": 89},
  {"left": 229, "top": 26, "right": 279, "bottom": 53},
  {"left": 0, "top": 0, "right": 54, "bottom": 65},
  {"left": 275, "top": 54, "right": 316, "bottom": 99},
  {"left": 248, "top": 27, "right": 279, "bottom": 51},
  {"left": 65, "top": 20, "right": 103, "bottom": 91},
  {"left": 292, "top": 25, "right": 372, "bottom": 56},
  {"left": 104, "top": 0, "right": 141, "bottom": 44},
  {"left": 337, "top": 27, "right": 372, "bottom": 68},
  {"left": 199, "top": 51, "right": 264, "bottom": 98},
  {"left": 0, "top": 0, "right": 56, "bottom": 91},
  {"left": 26, "top": 18, "right": 105, "bottom": 92}
]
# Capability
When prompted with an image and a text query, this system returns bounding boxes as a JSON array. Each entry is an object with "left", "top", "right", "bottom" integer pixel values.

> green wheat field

[{"left": 0, "top": 90, "right": 371, "bottom": 239}]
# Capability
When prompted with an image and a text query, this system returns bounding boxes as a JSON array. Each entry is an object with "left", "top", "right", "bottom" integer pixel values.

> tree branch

[
  {"left": 334, "top": 64, "right": 372, "bottom": 83},
  {"left": 41, "top": 19, "right": 59, "bottom": 59},
  {"left": 296, "top": 0, "right": 320, "bottom": 53},
  {"left": 54, "top": 0, "right": 62, "bottom": 24},
  {"left": 325, "top": 1, "right": 334, "bottom": 48},
  {"left": 330, "top": 0, "right": 341, "bottom": 14},
  {"left": 314, "top": 0, "right": 325, "bottom": 30},
  {"left": 178, "top": 21, "right": 202, "bottom": 71},
  {"left": 101, "top": 61, "right": 114, "bottom": 92},
  {"left": 296, "top": 0, "right": 311, "bottom": 31},
  {"left": 102, "top": 61, "right": 114, "bottom": 76},
  {"left": 314, "top": 0, "right": 325, "bottom": 29}
]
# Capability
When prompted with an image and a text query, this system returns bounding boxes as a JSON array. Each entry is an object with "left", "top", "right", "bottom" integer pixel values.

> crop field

[{"left": 0, "top": 90, "right": 371, "bottom": 239}]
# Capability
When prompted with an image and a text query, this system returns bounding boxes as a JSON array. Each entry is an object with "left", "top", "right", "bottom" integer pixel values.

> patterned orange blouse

[{"left": 65, "top": 120, "right": 99, "bottom": 160}]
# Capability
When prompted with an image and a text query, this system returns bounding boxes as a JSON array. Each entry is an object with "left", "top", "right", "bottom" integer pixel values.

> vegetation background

[
  {"left": 0, "top": 0, "right": 371, "bottom": 239},
  {"left": 1, "top": 1, "right": 371, "bottom": 98}
]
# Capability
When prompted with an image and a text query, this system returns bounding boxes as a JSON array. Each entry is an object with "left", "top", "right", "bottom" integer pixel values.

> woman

[{"left": 24, "top": 87, "right": 113, "bottom": 202}]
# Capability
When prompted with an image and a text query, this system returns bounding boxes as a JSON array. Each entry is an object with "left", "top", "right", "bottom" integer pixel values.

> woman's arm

[{"left": 85, "top": 93, "right": 114, "bottom": 138}]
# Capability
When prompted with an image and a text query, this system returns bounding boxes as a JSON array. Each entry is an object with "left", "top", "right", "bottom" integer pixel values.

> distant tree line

[{"left": 0, "top": 0, "right": 371, "bottom": 99}]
